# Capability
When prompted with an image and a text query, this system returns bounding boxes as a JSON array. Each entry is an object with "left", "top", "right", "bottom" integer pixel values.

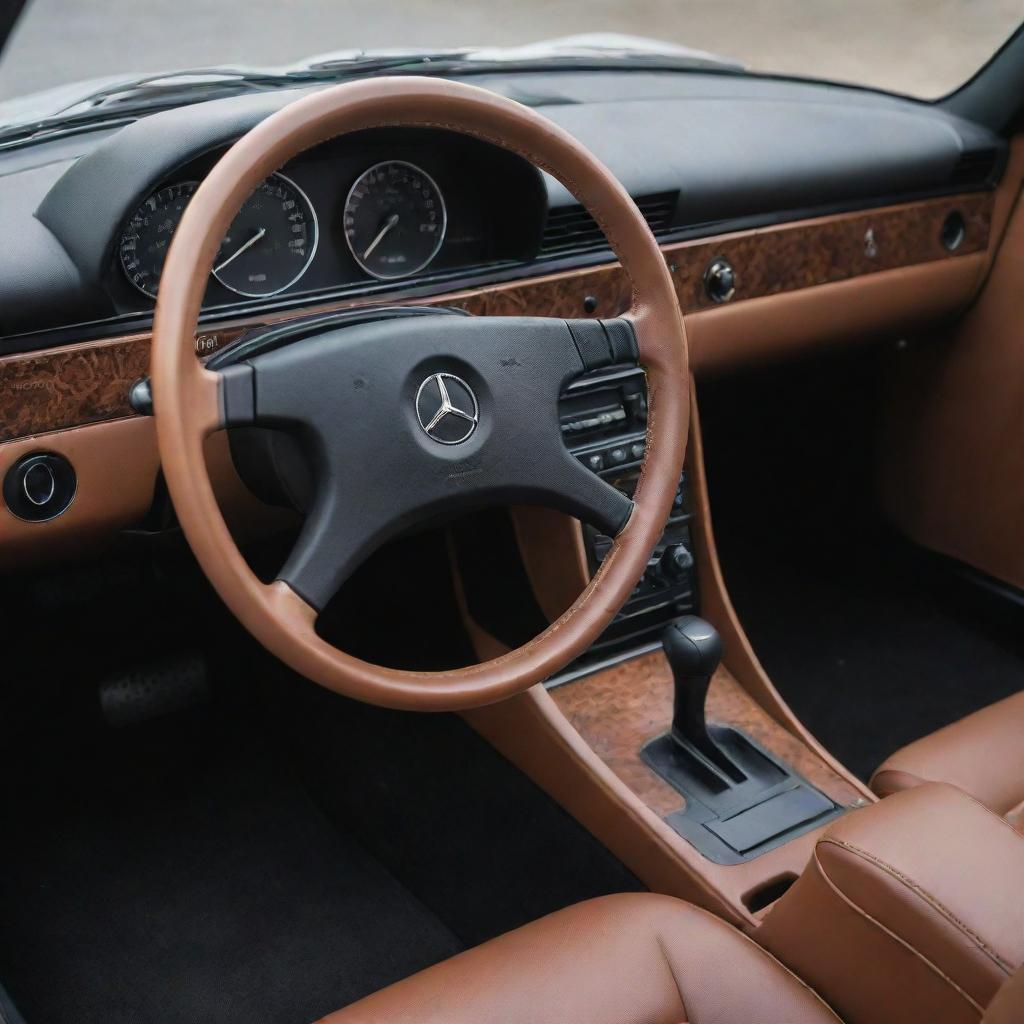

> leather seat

[
  {"left": 870, "top": 690, "right": 1024, "bottom": 830},
  {"left": 317, "top": 893, "right": 840, "bottom": 1024}
]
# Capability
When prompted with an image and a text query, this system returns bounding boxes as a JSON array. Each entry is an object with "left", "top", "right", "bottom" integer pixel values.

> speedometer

[
  {"left": 212, "top": 173, "right": 317, "bottom": 297},
  {"left": 343, "top": 161, "right": 446, "bottom": 280},
  {"left": 118, "top": 173, "right": 317, "bottom": 299}
]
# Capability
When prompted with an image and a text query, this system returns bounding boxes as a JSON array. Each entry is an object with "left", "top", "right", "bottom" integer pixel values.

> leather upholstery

[
  {"left": 758, "top": 783, "right": 1024, "bottom": 1023},
  {"left": 984, "top": 967, "right": 1024, "bottom": 1024},
  {"left": 871, "top": 690, "right": 1024, "bottom": 829},
  {"left": 316, "top": 893, "right": 839, "bottom": 1024}
]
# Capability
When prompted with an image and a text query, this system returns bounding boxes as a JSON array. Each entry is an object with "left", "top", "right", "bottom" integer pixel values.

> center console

[
  {"left": 464, "top": 376, "right": 874, "bottom": 938},
  {"left": 556, "top": 366, "right": 697, "bottom": 677}
]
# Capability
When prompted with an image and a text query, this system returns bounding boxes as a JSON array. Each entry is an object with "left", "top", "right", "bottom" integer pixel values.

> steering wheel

[{"left": 151, "top": 77, "right": 689, "bottom": 711}]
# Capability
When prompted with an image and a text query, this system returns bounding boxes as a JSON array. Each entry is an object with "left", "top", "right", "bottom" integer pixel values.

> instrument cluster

[{"left": 112, "top": 131, "right": 544, "bottom": 309}]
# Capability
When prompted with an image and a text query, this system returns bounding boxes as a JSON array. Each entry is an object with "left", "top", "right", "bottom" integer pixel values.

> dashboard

[
  {"left": 0, "top": 66, "right": 1011, "bottom": 569},
  {"left": 0, "top": 69, "right": 1005, "bottom": 348}
]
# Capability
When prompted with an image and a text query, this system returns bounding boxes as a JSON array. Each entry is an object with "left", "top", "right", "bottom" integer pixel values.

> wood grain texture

[
  {"left": 550, "top": 649, "right": 864, "bottom": 817},
  {"left": 0, "top": 334, "right": 150, "bottom": 443},
  {"left": 0, "top": 327, "right": 246, "bottom": 444},
  {"left": 0, "top": 192, "right": 992, "bottom": 443},
  {"left": 669, "top": 192, "right": 991, "bottom": 311}
]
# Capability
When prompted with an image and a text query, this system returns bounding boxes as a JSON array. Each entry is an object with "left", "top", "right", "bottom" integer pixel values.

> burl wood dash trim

[
  {"left": 550, "top": 650, "right": 864, "bottom": 817},
  {"left": 0, "top": 192, "right": 992, "bottom": 443}
]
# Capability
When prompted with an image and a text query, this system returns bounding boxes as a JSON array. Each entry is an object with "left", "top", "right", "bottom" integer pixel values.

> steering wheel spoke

[{"left": 276, "top": 486, "right": 378, "bottom": 611}]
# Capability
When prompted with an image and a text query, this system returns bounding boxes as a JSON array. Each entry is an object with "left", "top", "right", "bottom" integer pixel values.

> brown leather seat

[
  {"left": 870, "top": 690, "right": 1024, "bottom": 830},
  {"left": 317, "top": 893, "right": 840, "bottom": 1024}
]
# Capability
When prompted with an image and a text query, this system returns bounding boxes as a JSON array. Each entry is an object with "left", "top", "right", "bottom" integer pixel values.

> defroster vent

[{"left": 539, "top": 191, "right": 678, "bottom": 257}]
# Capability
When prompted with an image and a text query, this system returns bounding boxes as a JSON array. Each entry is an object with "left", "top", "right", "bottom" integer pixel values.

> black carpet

[
  {"left": 698, "top": 354, "right": 1024, "bottom": 782},
  {"left": 264, "top": 674, "right": 643, "bottom": 948},
  {"left": 0, "top": 530, "right": 643, "bottom": 1024},
  {"left": 0, "top": 715, "right": 462, "bottom": 1024},
  {"left": 715, "top": 529, "right": 1024, "bottom": 780}
]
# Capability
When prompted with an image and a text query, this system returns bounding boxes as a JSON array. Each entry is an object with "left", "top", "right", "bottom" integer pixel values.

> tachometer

[
  {"left": 343, "top": 161, "right": 446, "bottom": 280},
  {"left": 118, "top": 173, "right": 317, "bottom": 299},
  {"left": 118, "top": 181, "right": 199, "bottom": 299}
]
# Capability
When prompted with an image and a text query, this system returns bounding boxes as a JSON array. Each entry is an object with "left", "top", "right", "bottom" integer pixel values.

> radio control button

[
  {"left": 606, "top": 446, "right": 628, "bottom": 465},
  {"left": 660, "top": 543, "right": 695, "bottom": 581},
  {"left": 584, "top": 453, "right": 604, "bottom": 472},
  {"left": 630, "top": 442, "right": 645, "bottom": 461}
]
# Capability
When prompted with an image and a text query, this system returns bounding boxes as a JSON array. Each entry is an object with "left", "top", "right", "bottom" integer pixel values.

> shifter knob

[
  {"left": 663, "top": 615, "right": 722, "bottom": 679},
  {"left": 662, "top": 616, "right": 740, "bottom": 778}
]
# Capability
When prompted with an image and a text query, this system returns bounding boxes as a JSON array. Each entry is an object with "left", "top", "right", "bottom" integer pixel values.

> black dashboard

[{"left": 0, "top": 68, "right": 1006, "bottom": 349}]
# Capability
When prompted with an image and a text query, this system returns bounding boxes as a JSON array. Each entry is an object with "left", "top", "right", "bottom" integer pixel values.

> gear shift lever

[
  {"left": 642, "top": 616, "right": 840, "bottom": 861},
  {"left": 662, "top": 616, "right": 745, "bottom": 781}
]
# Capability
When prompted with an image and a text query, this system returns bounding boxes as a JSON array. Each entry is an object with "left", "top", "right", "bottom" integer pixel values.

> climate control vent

[{"left": 539, "top": 191, "right": 678, "bottom": 257}]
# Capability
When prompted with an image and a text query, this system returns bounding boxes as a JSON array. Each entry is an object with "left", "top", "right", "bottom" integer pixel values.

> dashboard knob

[
  {"left": 3, "top": 452, "right": 76, "bottom": 522},
  {"left": 660, "top": 543, "right": 695, "bottom": 581},
  {"left": 703, "top": 258, "right": 736, "bottom": 303},
  {"left": 23, "top": 461, "right": 56, "bottom": 506}
]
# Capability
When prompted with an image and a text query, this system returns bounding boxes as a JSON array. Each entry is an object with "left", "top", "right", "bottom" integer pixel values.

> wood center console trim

[
  {"left": 0, "top": 192, "right": 992, "bottom": 445},
  {"left": 465, "top": 681, "right": 839, "bottom": 930},
  {"left": 550, "top": 653, "right": 864, "bottom": 818}
]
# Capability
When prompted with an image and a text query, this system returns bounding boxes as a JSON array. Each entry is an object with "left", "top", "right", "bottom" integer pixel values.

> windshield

[{"left": 0, "top": 0, "right": 1020, "bottom": 104}]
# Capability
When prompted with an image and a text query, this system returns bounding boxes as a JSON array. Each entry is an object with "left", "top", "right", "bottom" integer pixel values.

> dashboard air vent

[
  {"left": 539, "top": 191, "right": 678, "bottom": 257},
  {"left": 950, "top": 148, "right": 999, "bottom": 186}
]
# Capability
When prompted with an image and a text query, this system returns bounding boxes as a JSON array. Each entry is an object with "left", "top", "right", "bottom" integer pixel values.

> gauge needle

[
  {"left": 362, "top": 213, "right": 400, "bottom": 260},
  {"left": 214, "top": 227, "right": 266, "bottom": 273}
]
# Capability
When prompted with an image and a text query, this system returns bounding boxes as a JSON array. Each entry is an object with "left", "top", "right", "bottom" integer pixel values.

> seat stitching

[
  {"left": 821, "top": 837, "right": 1014, "bottom": 974},
  {"left": 952, "top": 788, "right": 1024, "bottom": 841},
  {"left": 812, "top": 851, "right": 985, "bottom": 1016}
]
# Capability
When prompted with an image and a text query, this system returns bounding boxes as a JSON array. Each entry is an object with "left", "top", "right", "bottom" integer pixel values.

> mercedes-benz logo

[{"left": 415, "top": 372, "right": 479, "bottom": 445}]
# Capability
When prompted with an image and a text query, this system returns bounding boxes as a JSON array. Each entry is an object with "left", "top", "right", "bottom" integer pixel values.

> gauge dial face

[
  {"left": 118, "top": 173, "right": 317, "bottom": 299},
  {"left": 212, "top": 173, "right": 317, "bottom": 297},
  {"left": 343, "top": 161, "right": 446, "bottom": 280},
  {"left": 118, "top": 181, "right": 199, "bottom": 298}
]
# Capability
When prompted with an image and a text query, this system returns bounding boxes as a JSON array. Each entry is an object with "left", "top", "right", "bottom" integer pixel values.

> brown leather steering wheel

[{"left": 151, "top": 76, "right": 689, "bottom": 711}]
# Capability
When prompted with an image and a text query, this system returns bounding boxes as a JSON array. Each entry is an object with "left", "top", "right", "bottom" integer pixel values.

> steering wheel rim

[{"left": 152, "top": 76, "right": 689, "bottom": 711}]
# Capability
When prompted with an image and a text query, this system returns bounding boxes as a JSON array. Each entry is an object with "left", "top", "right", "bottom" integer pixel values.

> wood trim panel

[
  {"left": 550, "top": 651, "right": 864, "bottom": 818},
  {"left": 0, "top": 328, "right": 246, "bottom": 444},
  {"left": 467, "top": 681, "right": 841, "bottom": 929},
  {"left": 0, "top": 192, "right": 991, "bottom": 444}
]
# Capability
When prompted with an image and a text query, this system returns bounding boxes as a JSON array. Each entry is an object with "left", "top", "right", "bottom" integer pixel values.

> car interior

[{"left": 1, "top": 7, "right": 1023, "bottom": 1024}]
